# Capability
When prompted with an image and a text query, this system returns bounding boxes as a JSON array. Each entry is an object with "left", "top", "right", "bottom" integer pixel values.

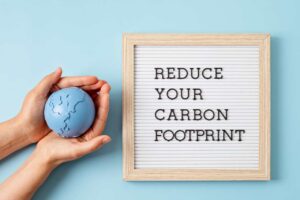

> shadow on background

[{"left": 269, "top": 36, "right": 281, "bottom": 180}]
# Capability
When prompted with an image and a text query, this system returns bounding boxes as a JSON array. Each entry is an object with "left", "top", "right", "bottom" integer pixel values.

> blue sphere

[{"left": 44, "top": 87, "right": 95, "bottom": 138}]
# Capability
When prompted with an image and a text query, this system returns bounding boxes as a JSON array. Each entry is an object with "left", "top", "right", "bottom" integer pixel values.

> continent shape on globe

[{"left": 44, "top": 87, "right": 95, "bottom": 138}]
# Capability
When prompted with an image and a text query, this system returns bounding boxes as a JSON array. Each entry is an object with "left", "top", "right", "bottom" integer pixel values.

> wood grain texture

[{"left": 122, "top": 34, "right": 270, "bottom": 181}]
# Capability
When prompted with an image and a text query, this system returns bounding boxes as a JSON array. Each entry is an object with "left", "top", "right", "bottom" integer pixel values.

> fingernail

[
  {"left": 102, "top": 137, "right": 111, "bottom": 144},
  {"left": 55, "top": 67, "right": 62, "bottom": 73}
]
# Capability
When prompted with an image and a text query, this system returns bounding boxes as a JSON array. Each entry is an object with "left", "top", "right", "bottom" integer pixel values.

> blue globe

[{"left": 44, "top": 87, "right": 95, "bottom": 138}]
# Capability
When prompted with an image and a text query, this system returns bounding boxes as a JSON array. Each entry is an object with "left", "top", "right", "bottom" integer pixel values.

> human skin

[{"left": 0, "top": 68, "right": 111, "bottom": 199}]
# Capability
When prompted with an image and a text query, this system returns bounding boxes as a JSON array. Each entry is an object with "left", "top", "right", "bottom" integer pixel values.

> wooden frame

[{"left": 122, "top": 34, "right": 270, "bottom": 181}]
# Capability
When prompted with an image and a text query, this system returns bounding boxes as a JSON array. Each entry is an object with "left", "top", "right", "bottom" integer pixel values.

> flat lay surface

[{"left": 0, "top": 0, "right": 299, "bottom": 199}]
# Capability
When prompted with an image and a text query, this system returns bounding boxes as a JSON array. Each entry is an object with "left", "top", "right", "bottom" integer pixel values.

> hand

[
  {"left": 17, "top": 68, "right": 106, "bottom": 143},
  {"left": 35, "top": 82, "right": 111, "bottom": 166},
  {"left": 0, "top": 72, "right": 111, "bottom": 200}
]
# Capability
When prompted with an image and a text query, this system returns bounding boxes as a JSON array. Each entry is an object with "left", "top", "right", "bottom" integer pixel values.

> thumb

[
  {"left": 75, "top": 135, "right": 111, "bottom": 157},
  {"left": 35, "top": 68, "right": 62, "bottom": 96}
]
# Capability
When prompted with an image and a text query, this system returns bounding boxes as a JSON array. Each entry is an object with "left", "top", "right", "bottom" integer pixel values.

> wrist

[
  {"left": 0, "top": 116, "right": 34, "bottom": 160},
  {"left": 13, "top": 115, "right": 35, "bottom": 144},
  {"left": 31, "top": 147, "right": 59, "bottom": 171},
  {"left": 34, "top": 136, "right": 69, "bottom": 169}
]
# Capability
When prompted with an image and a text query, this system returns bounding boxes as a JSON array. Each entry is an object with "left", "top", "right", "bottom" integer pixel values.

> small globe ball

[{"left": 44, "top": 87, "right": 95, "bottom": 138}]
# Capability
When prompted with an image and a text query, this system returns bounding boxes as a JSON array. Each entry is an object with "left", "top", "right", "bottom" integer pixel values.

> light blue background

[{"left": 0, "top": 0, "right": 299, "bottom": 199}]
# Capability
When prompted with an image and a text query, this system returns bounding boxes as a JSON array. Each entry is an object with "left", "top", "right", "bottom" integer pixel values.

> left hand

[{"left": 17, "top": 68, "right": 106, "bottom": 143}]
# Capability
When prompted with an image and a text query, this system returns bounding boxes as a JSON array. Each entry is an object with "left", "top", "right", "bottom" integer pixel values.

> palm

[
  {"left": 39, "top": 129, "right": 110, "bottom": 164},
  {"left": 20, "top": 93, "right": 51, "bottom": 140},
  {"left": 40, "top": 133, "right": 92, "bottom": 162}
]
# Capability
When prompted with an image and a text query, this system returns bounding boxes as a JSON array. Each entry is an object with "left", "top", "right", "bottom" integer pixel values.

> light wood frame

[{"left": 122, "top": 34, "right": 270, "bottom": 181}]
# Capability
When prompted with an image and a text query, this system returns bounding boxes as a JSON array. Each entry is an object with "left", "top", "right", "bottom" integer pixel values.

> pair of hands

[{"left": 17, "top": 68, "right": 111, "bottom": 167}]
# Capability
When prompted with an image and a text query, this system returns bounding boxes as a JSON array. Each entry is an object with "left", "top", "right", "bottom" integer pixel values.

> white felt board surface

[{"left": 134, "top": 45, "right": 260, "bottom": 169}]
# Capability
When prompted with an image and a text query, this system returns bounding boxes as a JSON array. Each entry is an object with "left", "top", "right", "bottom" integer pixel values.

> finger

[
  {"left": 34, "top": 68, "right": 62, "bottom": 96},
  {"left": 91, "top": 83, "right": 111, "bottom": 135},
  {"left": 50, "top": 84, "right": 61, "bottom": 93},
  {"left": 81, "top": 80, "right": 106, "bottom": 91},
  {"left": 56, "top": 76, "right": 98, "bottom": 89},
  {"left": 95, "top": 83, "right": 111, "bottom": 107},
  {"left": 86, "top": 80, "right": 107, "bottom": 100},
  {"left": 52, "top": 78, "right": 104, "bottom": 93},
  {"left": 75, "top": 135, "right": 111, "bottom": 157},
  {"left": 89, "top": 92, "right": 98, "bottom": 100}
]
